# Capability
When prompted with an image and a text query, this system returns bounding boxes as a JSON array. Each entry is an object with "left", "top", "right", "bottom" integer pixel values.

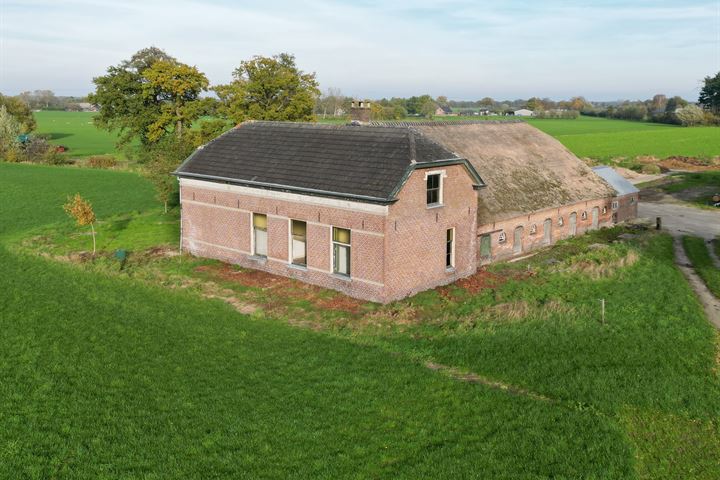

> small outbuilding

[
  {"left": 592, "top": 166, "right": 639, "bottom": 223},
  {"left": 513, "top": 108, "right": 534, "bottom": 117}
]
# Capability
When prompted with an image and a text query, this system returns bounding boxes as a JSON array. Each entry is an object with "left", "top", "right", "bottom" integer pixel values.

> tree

[
  {"left": 142, "top": 60, "right": 209, "bottom": 142},
  {"left": 89, "top": 47, "right": 207, "bottom": 147},
  {"left": 214, "top": 53, "right": 320, "bottom": 123},
  {"left": 63, "top": 194, "right": 97, "bottom": 254},
  {"left": 699, "top": 71, "right": 720, "bottom": 114},
  {"left": 665, "top": 96, "right": 688, "bottom": 113},
  {"left": 0, "top": 106, "right": 21, "bottom": 158},
  {"left": 317, "top": 87, "right": 346, "bottom": 118},
  {"left": 0, "top": 94, "right": 36, "bottom": 132},
  {"left": 141, "top": 135, "right": 197, "bottom": 213},
  {"left": 436, "top": 95, "right": 448, "bottom": 106},
  {"left": 420, "top": 99, "right": 438, "bottom": 118},
  {"left": 674, "top": 104, "right": 705, "bottom": 126}
]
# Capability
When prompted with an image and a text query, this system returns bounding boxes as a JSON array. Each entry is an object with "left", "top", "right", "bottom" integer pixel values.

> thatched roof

[{"left": 412, "top": 122, "right": 615, "bottom": 222}]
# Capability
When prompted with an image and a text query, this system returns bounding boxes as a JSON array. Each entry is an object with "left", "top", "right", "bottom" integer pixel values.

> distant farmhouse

[
  {"left": 435, "top": 105, "right": 455, "bottom": 116},
  {"left": 175, "top": 104, "right": 635, "bottom": 302},
  {"left": 513, "top": 108, "right": 534, "bottom": 117}
]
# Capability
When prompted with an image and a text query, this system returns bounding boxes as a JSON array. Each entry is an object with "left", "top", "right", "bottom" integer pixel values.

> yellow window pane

[
  {"left": 253, "top": 213, "right": 267, "bottom": 229},
  {"left": 292, "top": 220, "right": 306, "bottom": 236},
  {"left": 333, "top": 227, "right": 351, "bottom": 244}
]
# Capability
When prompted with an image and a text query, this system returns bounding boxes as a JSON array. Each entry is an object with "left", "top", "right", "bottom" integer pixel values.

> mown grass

[
  {"left": 33, "top": 111, "right": 129, "bottom": 158},
  {"left": 3, "top": 163, "right": 720, "bottom": 478},
  {"left": 683, "top": 236, "right": 720, "bottom": 298},
  {"left": 35, "top": 111, "right": 720, "bottom": 162}
]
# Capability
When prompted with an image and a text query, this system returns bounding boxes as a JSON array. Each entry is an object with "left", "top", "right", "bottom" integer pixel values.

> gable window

[
  {"left": 291, "top": 220, "right": 307, "bottom": 266},
  {"left": 253, "top": 213, "right": 267, "bottom": 257},
  {"left": 612, "top": 201, "right": 619, "bottom": 210},
  {"left": 426, "top": 173, "right": 442, "bottom": 206},
  {"left": 332, "top": 227, "right": 351, "bottom": 276},
  {"left": 446, "top": 228, "right": 455, "bottom": 269}
]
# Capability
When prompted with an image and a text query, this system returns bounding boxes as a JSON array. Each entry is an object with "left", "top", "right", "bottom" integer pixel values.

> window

[
  {"left": 446, "top": 228, "right": 455, "bottom": 269},
  {"left": 498, "top": 231, "right": 507, "bottom": 243},
  {"left": 630, "top": 197, "right": 635, "bottom": 204},
  {"left": 332, "top": 227, "right": 351, "bottom": 276},
  {"left": 480, "top": 234, "right": 491, "bottom": 260},
  {"left": 611, "top": 201, "right": 619, "bottom": 210},
  {"left": 253, "top": 213, "right": 267, "bottom": 257},
  {"left": 426, "top": 173, "right": 441, "bottom": 206},
  {"left": 291, "top": 220, "right": 307, "bottom": 266}
]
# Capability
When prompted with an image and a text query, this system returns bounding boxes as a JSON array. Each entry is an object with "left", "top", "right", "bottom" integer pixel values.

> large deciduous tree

[
  {"left": 214, "top": 53, "right": 319, "bottom": 123},
  {"left": 698, "top": 71, "right": 720, "bottom": 115},
  {"left": 142, "top": 60, "right": 209, "bottom": 142},
  {"left": 141, "top": 135, "right": 198, "bottom": 213},
  {"left": 89, "top": 47, "right": 208, "bottom": 146}
]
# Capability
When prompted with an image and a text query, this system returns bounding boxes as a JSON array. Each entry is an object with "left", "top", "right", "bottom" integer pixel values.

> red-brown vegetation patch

[
  {"left": 194, "top": 263, "right": 365, "bottom": 314},
  {"left": 453, "top": 268, "right": 505, "bottom": 294},
  {"left": 658, "top": 156, "right": 720, "bottom": 172}
]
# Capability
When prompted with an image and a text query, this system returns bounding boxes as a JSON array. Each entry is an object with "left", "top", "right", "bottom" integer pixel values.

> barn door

[
  {"left": 543, "top": 218, "right": 552, "bottom": 244},
  {"left": 513, "top": 226, "right": 523, "bottom": 254},
  {"left": 569, "top": 212, "right": 577, "bottom": 236},
  {"left": 591, "top": 207, "right": 599, "bottom": 230}
]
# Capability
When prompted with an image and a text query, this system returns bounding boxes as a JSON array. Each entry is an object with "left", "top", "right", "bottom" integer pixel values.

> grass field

[
  {"left": 33, "top": 111, "right": 720, "bottom": 162},
  {"left": 683, "top": 236, "right": 720, "bottom": 298},
  {"left": 2, "top": 162, "right": 720, "bottom": 478},
  {"left": 33, "top": 111, "right": 127, "bottom": 158}
]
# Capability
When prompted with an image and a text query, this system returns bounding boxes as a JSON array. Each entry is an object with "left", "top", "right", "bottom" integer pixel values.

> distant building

[
  {"left": 513, "top": 108, "right": 534, "bottom": 117},
  {"left": 435, "top": 105, "right": 454, "bottom": 116},
  {"left": 76, "top": 102, "right": 97, "bottom": 112}
]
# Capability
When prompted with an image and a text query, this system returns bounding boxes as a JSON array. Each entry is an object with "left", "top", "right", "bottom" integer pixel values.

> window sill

[
  {"left": 288, "top": 263, "right": 307, "bottom": 271},
  {"left": 249, "top": 255, "right": 267, "bottom": 264},
  {"left": 445, "top": 267, "right": 456, "bottom": 274},
  {"left": 332, "top": 273, "right": 352, "bottom": 282},
  {"left": 426, "top": 203, "right": 444, "bottom": 210}
]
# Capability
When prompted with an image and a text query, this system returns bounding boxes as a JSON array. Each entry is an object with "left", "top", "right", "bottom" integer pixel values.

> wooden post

[
  {"left": 601, "top": 299, "right": 605, "bottom": 324},
  {"left": 656, "top": 217, "right": 662, "bottom": 230}
]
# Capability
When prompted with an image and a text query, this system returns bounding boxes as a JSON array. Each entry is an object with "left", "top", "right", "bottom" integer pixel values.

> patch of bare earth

[
  {"left": 194, "top": 263, "right": 365, "bottom": 314},
  {"left": 658, "top": 156, "right": 720, "bottom": 172}
]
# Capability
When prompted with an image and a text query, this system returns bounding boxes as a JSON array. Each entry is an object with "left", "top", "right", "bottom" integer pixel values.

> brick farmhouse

[{"left": 175, "top": 117, "right": 636, "bottom": 303}]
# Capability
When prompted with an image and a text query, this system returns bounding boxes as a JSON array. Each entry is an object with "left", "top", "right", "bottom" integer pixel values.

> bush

[
  {"left": 86, "top": 155, "right": 118, "bottom": 169},
  {"left": 641, "top": 163, "right": 661, "bottom": 174},
  {"left": 18, "top": 137, "right": 71, "bottom": 165}
]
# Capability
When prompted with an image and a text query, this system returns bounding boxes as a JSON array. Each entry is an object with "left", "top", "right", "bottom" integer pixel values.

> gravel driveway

[{"left": 638, "top": 202, "right": 720, "bottom": 240}]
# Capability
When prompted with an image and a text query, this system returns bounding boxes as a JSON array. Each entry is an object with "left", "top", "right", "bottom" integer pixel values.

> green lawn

[
  {"left": 2, "top": 162, "right": 720, "bottom": 478},
  {"left": 683, "top": 236, "right": 720, "bottom": 298},
  {"left": 33, "top": 111, "right": 720, "bottom": 162},
  {"left": 33, "top": 111, "right": 128, "bottom": 158}
]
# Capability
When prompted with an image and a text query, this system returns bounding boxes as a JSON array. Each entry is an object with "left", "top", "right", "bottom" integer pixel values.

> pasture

[
  {"left": 2, "top": 162, "right": 720, "bottom": 478},
  {"left": 33, "top": 111, "right": 720, "bottom": 162},
  {"left": 33, "top": 111, "right": 126, "bottom": 158}
]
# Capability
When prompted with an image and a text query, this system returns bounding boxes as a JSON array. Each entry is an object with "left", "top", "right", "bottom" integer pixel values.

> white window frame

[
  {"left": 332, "top": 226, "right": 351, "bottom": 277},
  {"left": 446, "top": 228, "right": 455, "bottom": 269},
  {"left": 424, "top": 169, "right": 446, "bottom": 207},
  {"left": 252, "top": 213, "right": 267, "bottom": 257},
  {"left": 289, "top": 219, "right": 307, "bottom": 267},
  {"left": 611, "top": 200, "right": 619, "bottom": 210}
]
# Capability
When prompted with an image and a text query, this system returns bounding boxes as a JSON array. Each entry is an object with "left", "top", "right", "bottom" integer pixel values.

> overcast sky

[{"left": 1, "top": 0, "right": 718, "bottom": 101}]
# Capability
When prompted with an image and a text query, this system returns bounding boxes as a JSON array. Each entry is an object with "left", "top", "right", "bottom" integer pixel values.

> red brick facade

[{"left": 180, "top": 166, "right": 631, "bottom": 302}]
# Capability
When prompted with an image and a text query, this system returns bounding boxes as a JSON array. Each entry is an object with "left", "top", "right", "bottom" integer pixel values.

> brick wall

[
  {"left": 614, "top": 193, "right": 638, "bottom": 223},
  {"left": 384, "top": 164, "right": 478, "bottom": 301},
  {"left": 477, "top": 198, "right": 615, "bottom": 263},
  {"left": 180, "top": 179, "right": 387, "bottom": 302}
]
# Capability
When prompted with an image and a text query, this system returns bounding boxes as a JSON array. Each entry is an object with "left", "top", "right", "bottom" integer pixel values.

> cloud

[{"left": 0, "top": 0, "right": 716, "bottom": 100}]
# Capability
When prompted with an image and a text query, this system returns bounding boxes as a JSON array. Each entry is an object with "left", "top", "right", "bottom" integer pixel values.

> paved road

[{"left": 638, "top": 201, "right": 720, "bottom": 240}]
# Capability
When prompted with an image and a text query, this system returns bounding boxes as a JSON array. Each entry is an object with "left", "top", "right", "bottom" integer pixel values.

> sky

[{"left": 0, "top": 0, "right": 718, "bottom": 101}]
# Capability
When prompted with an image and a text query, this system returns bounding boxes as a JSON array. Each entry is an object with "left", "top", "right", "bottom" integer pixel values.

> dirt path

[{"left": 673, "top": 237, "right": 720, "bottom": 330}]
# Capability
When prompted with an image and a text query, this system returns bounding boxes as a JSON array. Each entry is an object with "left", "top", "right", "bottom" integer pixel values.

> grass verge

[{"left": 683, "top": 236, "right": 720, "bottom": 298}]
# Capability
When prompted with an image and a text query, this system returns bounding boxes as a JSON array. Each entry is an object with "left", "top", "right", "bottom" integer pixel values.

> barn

[{"left": 175, "top": 114, "right": 627, "bottom": 302}]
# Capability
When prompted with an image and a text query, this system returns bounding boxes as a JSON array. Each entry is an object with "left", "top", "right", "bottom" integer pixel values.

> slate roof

[
  {"left": 175, "top": 121, "right": 476, "bottom": 203},
  {"left": 592, "top": 166, "right": 640, "bottom": 196}
]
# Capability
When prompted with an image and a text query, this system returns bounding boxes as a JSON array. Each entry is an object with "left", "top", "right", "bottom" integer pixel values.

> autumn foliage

[{"left": 63, "top": 193, "right": 97, "bottom": 253}]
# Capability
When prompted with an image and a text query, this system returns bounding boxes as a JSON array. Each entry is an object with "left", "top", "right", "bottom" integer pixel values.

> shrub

[
  {"left": 86, "top": 155, "right": 118, "bottom": 169},
  {"left": 641, "top": 163, "right": 661, "bottom": 174}
]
